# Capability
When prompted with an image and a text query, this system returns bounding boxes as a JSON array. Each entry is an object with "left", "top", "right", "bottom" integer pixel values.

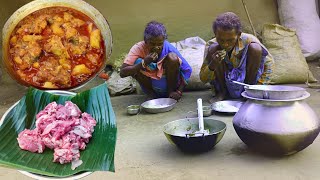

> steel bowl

[
  {"left": 163, "top": 118, "right": 226, "bottom": 153},
  {"left": 202, "top": 106, "right": 212, "bottom": 117},
  {"left": 141, "top": 98, "right": 177, "bottom": 114},
  {"left": 244, "top": 85, "right": 306, "bottom": 100},
  {"left": 2, "top": 0, "right": 112, "bottom": 91},
  {"left": 127, "top": 105, "right": 140, "bottom": 115}
]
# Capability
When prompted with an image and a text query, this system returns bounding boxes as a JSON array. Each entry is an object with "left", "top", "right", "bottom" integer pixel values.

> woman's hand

[
  {"left": 144, "top": 52, "right": 158, "bottom": 65},
  {"left": 208, "top": 50, "right": 226, "bottom": 70}
]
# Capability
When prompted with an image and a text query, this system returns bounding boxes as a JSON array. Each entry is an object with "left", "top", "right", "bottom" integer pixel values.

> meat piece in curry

[{"left": 8, "top": 7, "right": 105, "bottom": 89}]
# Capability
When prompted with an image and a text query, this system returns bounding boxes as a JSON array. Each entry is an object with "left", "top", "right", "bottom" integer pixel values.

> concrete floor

[{"left": 1, "top": 72, "right": 320, "bottom": 180}]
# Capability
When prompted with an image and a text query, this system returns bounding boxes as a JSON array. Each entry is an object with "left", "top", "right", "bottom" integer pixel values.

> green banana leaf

[{"left": 0, "top": 83, "right": 117, "bottom": 177}]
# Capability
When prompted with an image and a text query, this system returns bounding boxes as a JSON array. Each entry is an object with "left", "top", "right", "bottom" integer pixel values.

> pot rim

[
  {"left": 244, "top": 85, "right": 306, "bottom": 92},
  {"left": 163, "top": 118, "right": 227, "bottom": 137}
]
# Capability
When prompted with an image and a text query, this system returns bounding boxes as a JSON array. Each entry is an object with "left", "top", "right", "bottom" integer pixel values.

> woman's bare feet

[{"left": 169, "top": 91, "right": 182, "bottom": 101}]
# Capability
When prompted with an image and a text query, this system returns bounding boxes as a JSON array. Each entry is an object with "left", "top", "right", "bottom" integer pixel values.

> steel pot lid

[
  {"left": 244, "top": 85, "right": 306, "bottom": 92},
  {"left": 244, "top": 85, "right": 307, "bottom": 100},
  {"left": 241, "top": 91, "right": 310, "bottom": 102}
]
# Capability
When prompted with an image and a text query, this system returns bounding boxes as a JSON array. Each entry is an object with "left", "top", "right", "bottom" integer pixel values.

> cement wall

[{"left": 0, "top": 0, "right": 279, "bottom": 70}]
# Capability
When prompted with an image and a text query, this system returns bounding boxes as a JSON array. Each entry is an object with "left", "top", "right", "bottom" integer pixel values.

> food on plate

[
  {"left": 17, "top": 101, "right": 97, "bottom": 170},
  {"left": 213, "top": 102, "right": 239, "bottom": 112},
  {"left": 8, "top": 7, "right": 105, "bottom": 89}
]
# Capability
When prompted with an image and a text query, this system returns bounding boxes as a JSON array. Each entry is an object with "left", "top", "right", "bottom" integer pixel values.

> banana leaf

[{"left": 0, "top": 83, "right": 117, "bottom": 177}]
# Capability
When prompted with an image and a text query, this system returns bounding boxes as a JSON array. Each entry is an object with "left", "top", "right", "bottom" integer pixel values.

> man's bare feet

[{"left": 209, "top": 93, "right": 226, "bottom": 104}]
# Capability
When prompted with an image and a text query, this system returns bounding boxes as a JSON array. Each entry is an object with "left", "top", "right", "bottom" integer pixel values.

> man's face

[
  {"left": 215, "top": 28, "right": 239, "bottom": 52},
  {"left": 145, "top": 35, "right": 165, "bottom": 55}
]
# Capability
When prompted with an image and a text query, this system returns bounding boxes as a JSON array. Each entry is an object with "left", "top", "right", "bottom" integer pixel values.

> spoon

[
  {"left": 232, "top": 81, "right": 252, "bottom": 89},
  {"left": 232, "top": 81, "right": 270, "bottom": 99},
  {"left": 195, "top": 98, "right": 209, "bottom": 136},
  {"left": 184, "top": 99, "right": 209, "bottom": 138}
]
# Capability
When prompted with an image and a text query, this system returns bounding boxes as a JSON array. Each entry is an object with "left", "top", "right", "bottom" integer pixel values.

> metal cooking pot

[
  {"left": 163, "top": 118, "right": 226, "bottom": 153},
  {"left": 233, "top": 91, "right": 320, "bottom": 155},
  {"left": 2, "top": 0, "right": 112, "bottom": 90}
]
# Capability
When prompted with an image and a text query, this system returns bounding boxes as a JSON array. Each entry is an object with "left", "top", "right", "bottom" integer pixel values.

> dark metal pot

[
  {"left": 233, "top": 91, "right": 320, "bottom": 156},
  {"left": 163, "top": 118, "right": 226, "bottom": 153}
]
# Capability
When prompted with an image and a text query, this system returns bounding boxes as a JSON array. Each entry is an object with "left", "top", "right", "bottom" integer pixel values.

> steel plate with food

[
  {"left": 211, "top": 100, "right": 244, "bottom": 114},
  {"left": 2, "top": 0, "right": 112, "bottom": 90},
  {"left": 141, "top": 98, "right": 177, "bottom": 114}
]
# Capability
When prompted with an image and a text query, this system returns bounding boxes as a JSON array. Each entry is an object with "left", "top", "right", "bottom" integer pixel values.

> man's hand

[
  {"left": 144, "top": 52, "right": 158, "bottom": 65},
  {"left": 208, "top": 50, "right": 226, "bottom": 70}
]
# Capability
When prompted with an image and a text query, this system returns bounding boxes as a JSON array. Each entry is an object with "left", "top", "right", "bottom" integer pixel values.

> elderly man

[
  {"left": 200, "top": 12, "right": 274, "bottom": 103},
  {"left": 120, "top": 21, "right": 192, "bottom": 100}
]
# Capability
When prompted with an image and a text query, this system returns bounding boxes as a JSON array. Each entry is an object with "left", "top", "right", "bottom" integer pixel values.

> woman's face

[
  {"left": 215, "top": 28, "right": 239, "bottom": 52},
  {"left": 145, "top": 35, "right": 165, "bottom": 55}
]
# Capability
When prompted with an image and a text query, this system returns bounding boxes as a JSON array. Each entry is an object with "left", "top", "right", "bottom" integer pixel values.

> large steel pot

[
  {"left": 2, "top": 0, "right": 112, "bottom": 90},
  {"left": 233, "top": 91, "right": 320, "bottom": 155}
]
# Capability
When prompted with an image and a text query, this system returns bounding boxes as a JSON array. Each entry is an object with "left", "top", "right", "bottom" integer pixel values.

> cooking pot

[
  {"left": 163, "top": 118, "right": 226, "bottom": 153},
  {"left": 233, "top": 91, "right": 320, "bottom": 155},
  {"left": 2, "top": 0, "right": 112, "bottom": 90}
]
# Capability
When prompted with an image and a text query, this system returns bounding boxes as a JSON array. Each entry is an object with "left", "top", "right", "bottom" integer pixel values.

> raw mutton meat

[{"left": 17, "top": 101, "right": 97, "bottom": 170}]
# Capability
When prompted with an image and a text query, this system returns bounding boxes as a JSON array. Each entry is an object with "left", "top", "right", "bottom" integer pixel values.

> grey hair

[
  {"left": 213, "top": 12, "right": 242, "bottom": 33},
  {"left": 144, "top": 21, "right": 167, "bottom": 41}
]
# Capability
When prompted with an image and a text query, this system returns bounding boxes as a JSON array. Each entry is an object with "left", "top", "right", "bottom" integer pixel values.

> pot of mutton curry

[{"left": 2, "top": 0, "right": 112, "bottom": 90}]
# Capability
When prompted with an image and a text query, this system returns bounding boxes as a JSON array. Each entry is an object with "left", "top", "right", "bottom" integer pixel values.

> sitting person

[
  {"left": 120, "top": 21, "right": 192, "bottom": 100},
  {"left": 200, "top": 12, "right": 274, "bottom": 103}
]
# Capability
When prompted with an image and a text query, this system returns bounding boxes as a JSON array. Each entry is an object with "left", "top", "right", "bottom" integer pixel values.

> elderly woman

[
  {"left": 120, "top": 21, "right": 192, "bottom": 100},
  {"left": 200, "top": 12, "right": 274, "bottom": 103}
]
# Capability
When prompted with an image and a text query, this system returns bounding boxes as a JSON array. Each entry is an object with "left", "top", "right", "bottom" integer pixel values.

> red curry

[{"left": 9, "top": 7, "right": 105, "bottom": 89}]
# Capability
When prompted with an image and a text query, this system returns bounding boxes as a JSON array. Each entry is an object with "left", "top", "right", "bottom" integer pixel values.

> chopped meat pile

[{"left": 17, "top": 101, "right": 96, "bottom": 170}]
